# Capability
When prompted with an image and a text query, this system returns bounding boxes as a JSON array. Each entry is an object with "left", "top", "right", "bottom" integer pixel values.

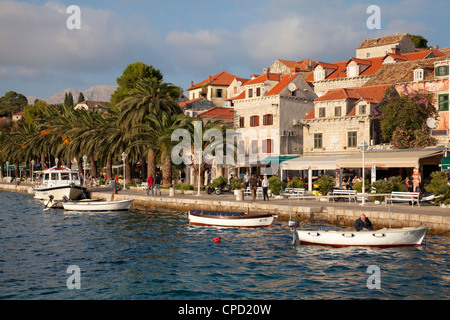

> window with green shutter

[
  {"left": 314, "top": 133, "right": 323, "bottom": 149},
  {"left": 348, "top": 131, "right": 358, "bottom": 147},
  {"left": 435, "top": 65, "right": 449, "bottom": 77},
  {"left": 438, "top": 94, "right": 449, "bottom": 111}
]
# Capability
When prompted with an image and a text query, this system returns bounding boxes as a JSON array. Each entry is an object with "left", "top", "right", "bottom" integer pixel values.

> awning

[
  {"left": 336, "top": 149, "right": 444, "bottom": 168},
  {"left": 442, "top": 156, "right": 450, "bottom": 170},
  {"left": 280, "top": 155, "right": 344, "bottom": 171},
  {"left": 262, "top": 155, "right": 299, "bottom": 165}
]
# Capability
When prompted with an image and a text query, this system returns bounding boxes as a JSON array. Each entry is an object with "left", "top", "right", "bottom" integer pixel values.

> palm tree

[
  {"left": 186, "top": 119, "right": 234, "bottom": 188},
  {"left": 134, "top": 111, "right": 189, "bottom": 187},
  {"left": 116, "top": 78, "right": 182, "bottom": 179}
]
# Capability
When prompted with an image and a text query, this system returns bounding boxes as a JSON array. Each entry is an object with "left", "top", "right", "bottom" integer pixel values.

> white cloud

[{"left": 0, "top": 0, "right": 158, "bottom": 77}]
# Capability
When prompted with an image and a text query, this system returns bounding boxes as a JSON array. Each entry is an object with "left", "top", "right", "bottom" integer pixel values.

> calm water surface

[{"left": 0, "top": 190, "right": 448, "bottom": 300}]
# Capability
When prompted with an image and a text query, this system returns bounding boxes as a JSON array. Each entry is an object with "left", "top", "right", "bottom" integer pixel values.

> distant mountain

[{"left": 27, "top": 85, "right": 118, "bottom": 105}]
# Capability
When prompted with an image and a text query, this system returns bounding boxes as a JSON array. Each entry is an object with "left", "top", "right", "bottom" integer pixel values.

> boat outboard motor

[
  {"left": 44, "top": 195, "right": 55, "bottom": 210},
  {"left": 288, "top": 220, "right": 299, "bottom": 245}
]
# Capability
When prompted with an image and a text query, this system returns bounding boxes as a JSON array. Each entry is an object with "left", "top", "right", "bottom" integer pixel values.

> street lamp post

[
  {"left": 359, "top": 141, "right": 369, "bottom": 205},
  {"left": 6, "top": 161, "right": 9, "bottom": 181},
  {"left": 31, "top": 160, "right": 35, "bottom": 184},
  {"left": 196, "top": 149, "right": 202, "bottom": 196},
  {"left": 121, "top": 152, "right": 127, "bottom": 190},
  {"left": 82, "top": 155, "right": 87, "bottom": 187}
]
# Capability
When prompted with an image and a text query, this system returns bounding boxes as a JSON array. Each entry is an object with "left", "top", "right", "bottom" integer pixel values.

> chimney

[
  {"left": 263, "top": 67, "right": 270, "bottom": 74},
  {"left": 209, "top": 76, "right": 212, "bottom": 84},
  {"left": 190, "top": 81, "right": 194, "bottom": 87},
  {"left": 433, "top": 45, "right": 439, "bottom": 50},
  {"left": 391, "top": 47, "right": 400, "bottom": 55}
]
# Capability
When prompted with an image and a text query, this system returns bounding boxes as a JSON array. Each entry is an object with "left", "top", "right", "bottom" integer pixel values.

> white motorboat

[
  {"left": 33, "top": 166, "right": 85, "bottom": 201},
  {"left": 63, "top": 199, "right": 133, "bottom": 211},
  {"left": 296, "top": 226, "right": 429, "bottom": 248},
  {"left": 188, "top": 210, "right": 275, "bottom": 228}
]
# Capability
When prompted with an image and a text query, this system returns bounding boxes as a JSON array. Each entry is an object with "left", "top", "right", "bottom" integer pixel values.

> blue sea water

[{"left": 0, "top": 190, "right": 448, "bottom": 300}]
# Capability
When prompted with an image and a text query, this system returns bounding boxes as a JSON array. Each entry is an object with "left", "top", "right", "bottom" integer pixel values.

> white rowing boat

[
  {"left": 63, "top": 199, "right": 133, "bottom": 211},
  {"left": 296, "top": 226, "right": 429, "bottom": 248},
  {"left": 188, "top": 210, "right": 275, "bottom": 228}
]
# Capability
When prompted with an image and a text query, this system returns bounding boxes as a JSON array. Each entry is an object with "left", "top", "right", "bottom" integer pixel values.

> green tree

[
  {"left": 23, "top": 99, "right": 49, "bottom": 125},
  {"left": 379, "top": 88, "right": 437, "bottom": 149},
  {"left": 77, "top": 92, "right": 85, "bottom": 103},
  {"left": 0, "top": 91, "right": 28, "bottom": 117},
  {"left": 410, "top": 35, "right": 429, "bottom": 49},
  {"left": 116, "top": 77, "right": 182, "bottom": 180},
  {"left": 64, "top": 92, "right": 74, "bottom": 108},
  {"left": 110, "top": 61, "right": 165, "bottom": 108},
  {"left": 134, "top": 111, "right": 189, "bottom": 187}
]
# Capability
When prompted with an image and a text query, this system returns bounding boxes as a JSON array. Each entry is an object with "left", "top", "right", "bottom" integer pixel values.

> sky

[{"left": 0, "top": 0, "right": 449, "bottom": 99}]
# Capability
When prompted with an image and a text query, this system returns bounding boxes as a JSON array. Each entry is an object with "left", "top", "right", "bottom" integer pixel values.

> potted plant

[{"left": 231, "top": 177, "right": 246, "bottom": 201}]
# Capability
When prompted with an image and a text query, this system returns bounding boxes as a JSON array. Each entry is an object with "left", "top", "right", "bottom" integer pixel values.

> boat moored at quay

[
  {"left": 32, "top": 166, "right": 85, "bottom": 201},
  {"left": 188, "top": 210, "right": 276, "bottom": 228}
]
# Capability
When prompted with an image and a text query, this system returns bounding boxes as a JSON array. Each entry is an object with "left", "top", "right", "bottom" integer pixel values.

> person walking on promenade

[
  {"left": 354, "top": 213, "right": 373, "bottom": 231},
  {"left": 154, "top": 173, "right": 161, "bottom": 196},
  {"left": 262, "top": 175, "right": 269, "bottom": 201},
  {"left": 146, "top": 175, "right": 154, "bottom": 196},
  {"left": 249, "top": 174, "right": 257, "bottom": 202}
]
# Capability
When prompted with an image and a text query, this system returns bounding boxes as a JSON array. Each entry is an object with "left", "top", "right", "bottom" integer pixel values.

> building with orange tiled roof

[
  {"left": 74, "top": 100, "right": 109, "bottom": 112},
  {"left": 195, "top": 106, "right": 234, "bottom": 123},
  {"left": 229, "top": 70, "right": 317, "bottom": 175},
  {"left": 187, "top": 71, "right": 244, "bottom": 106},
  {"left": 356, "top": 33, "right": 415, "bottom": 59},
  {"left": 301, "top": 84, "right": 392, "bottom": 155},
  {"left": 268, "top": 58, "right": 316, "bottom": 74},
  {"left": 12, "top": 111, "right": 24, "bottom": 122},
  {"left": 307, "top": 48, "right": 444, "bottom": 97}
]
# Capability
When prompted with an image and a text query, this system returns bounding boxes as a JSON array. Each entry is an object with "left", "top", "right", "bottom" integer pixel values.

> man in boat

[{"left": 354, "top": 213, "right": 373, "bottom": 231}]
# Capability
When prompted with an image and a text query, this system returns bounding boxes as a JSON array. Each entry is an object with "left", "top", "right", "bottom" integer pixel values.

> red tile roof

[
  {"left": 195, "top": 107, "right": 234, "bottom": 120},
  {"left": 187, "top": 71, "right": 241, "bottom": 91},
  {"left": 314, "top": 84, "right": 392, "bottom": 103},
  {"left": 266, "top": 73, "right": 298, "bottom": 95},
  {"left": 357, "top": 33, "right": 409, "bottom": 49},
  {"left": 230, "top": 73, "right": 301, "bottom": 100},
  {"left": 278, "top": 59, "right": 316, "bottom": 72},
  {"left": 244, "top": 72, "right": 281, "bottom": 86},
  {"left": 306, "top": 49, "right": 442, "bottom": 82},
  {"left": 303, "top": 108, "right": 315, "bottom": 119},
  {"left": 347, "top": 57, "right": 372, "bottom": 66}
]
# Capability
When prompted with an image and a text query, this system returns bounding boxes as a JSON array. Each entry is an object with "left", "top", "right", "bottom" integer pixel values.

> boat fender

[
  {"left": 308, "top": 232, "right": 320, "bottom": 236},
  {"left": 342, "top": 233, "right": 354, "bottom": 237}
]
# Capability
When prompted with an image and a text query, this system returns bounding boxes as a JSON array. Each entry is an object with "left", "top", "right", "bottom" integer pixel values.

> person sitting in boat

[{"left": 354, "top": 213, "right": 373, "bottom": 231}]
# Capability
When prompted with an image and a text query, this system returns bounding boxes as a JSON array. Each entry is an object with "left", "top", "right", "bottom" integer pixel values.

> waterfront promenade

[{"left": 1, "top": 182, "right": 449, "bottom": 234}]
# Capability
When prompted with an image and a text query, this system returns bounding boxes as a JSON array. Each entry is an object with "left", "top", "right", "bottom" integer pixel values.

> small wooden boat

[
  {"left": 188, "top": 210, "right": 275, "bottom": 228},
  {"left": 296, "top": 226, "right": 429, "bottom": 248},
  {"left": 63, "top": 199, "right": 133, "bottom": 211}
]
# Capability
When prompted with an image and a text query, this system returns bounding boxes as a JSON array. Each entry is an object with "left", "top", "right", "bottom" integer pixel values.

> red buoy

[{"left": 213, "top": 237, "right": 221, "bottom": 242}]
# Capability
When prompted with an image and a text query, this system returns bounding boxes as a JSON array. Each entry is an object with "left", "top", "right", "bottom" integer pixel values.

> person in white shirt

[{"left": 262, "top": 175, "right": 270, "bottom": 201}]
